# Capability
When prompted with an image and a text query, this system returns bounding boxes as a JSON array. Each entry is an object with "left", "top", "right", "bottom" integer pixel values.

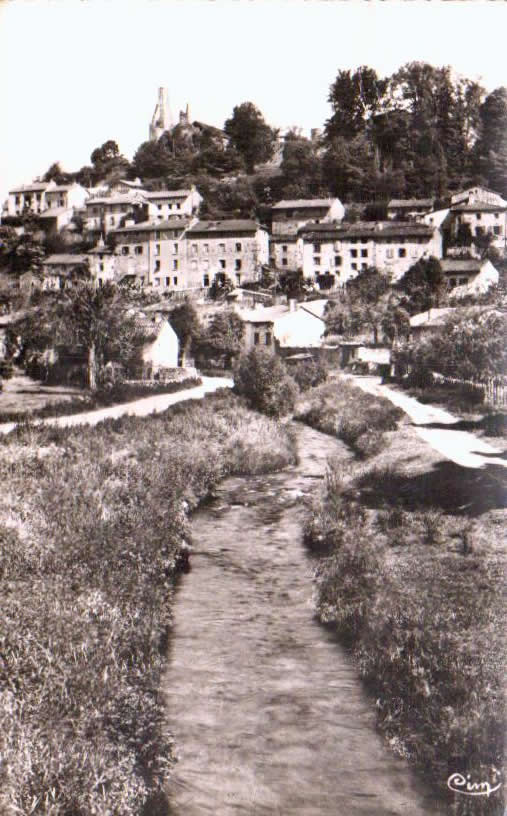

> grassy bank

[
  {"left": 0, "top": 376, "right": 203, "bottom": 423},
  {"left": 0, "top": 391, "right": 297, "bottom": 815},
  {"left": 296, "top": 376, "right": 403, "bottom": 458},
  {"left": 305, "top": 418, "right": 506, "bottom": 815}
]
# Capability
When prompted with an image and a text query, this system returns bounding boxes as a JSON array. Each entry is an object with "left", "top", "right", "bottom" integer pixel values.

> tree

[
  {"left": 90, "top": 140, "right": 130, "bottom": 181},
  {"left": 43, "top": 162, "right": 70, "bottom": 184},
  {"left": 325, "top": 67, "right": 388, "bottom": 143},
  {"left": 233, "top": 349, "right": 299, "bottom": 417},
  {"left": 395, "top": 256, "right": 447, "bottom": 315},
  {"left": 168, "top": 300, "right": 202, "bottom": 364},
  {"left": 224, "top": 102, "right": 277, "bottom": 173},
  {"left": 473, "top": 87, "right": 507, "bottom": 196},
  {"left": 280, "top": 133, "right": 324, "bottom": 197},
  {"left": 199, "top": 311, "right": 244, "bottom": 368}
]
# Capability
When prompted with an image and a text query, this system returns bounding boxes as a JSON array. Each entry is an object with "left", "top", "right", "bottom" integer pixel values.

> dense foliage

[{"left": 234, "top": 348, "right": 299, "bottom": 417}]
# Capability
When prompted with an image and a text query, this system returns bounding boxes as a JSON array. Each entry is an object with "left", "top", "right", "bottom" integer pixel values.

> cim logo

[{"left": 448, "top": 772, "right": 502, "bottom": 798}]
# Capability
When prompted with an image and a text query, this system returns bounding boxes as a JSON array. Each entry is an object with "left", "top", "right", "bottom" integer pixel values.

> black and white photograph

[{"left": 0, "top": 0, "right": 505, "bottom": 813}]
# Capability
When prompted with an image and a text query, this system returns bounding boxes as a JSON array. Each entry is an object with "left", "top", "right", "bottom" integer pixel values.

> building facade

[
  {"left": 299, "top": 221, "right": 443, "bottom": 288},
  {"left": 144, "top": 187, "right": 202, "bottom": 221},
  {"left": 113, "top": 218, "right": 196, "bottom": 289},
  {"left": 84, "top": 192, "right": 148, "bottom": 233},
  {"left": 387, "top": 199, "right": 435, "bottom": 220},
  {"left": 184, "top": 220, "right": 269, "bottom": 289},
  {"left": 41, "top": 254, "right": 90, "bottom": 290},
  {"left": 4, "top": 181, "right": 56, "bottom": 217},
  {"left": 270, "top": 198, "right": 344, "bottom": 272}
]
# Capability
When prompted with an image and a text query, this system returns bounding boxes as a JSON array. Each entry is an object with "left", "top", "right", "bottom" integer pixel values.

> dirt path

[
  {"left": 349, "top": 375, "right": 507, "bottom": 470},
  {"left": 162, "top": 423, "right": 445, "bottom": 815},
  {"left": 0, "top": 376, "right": 233, "bottom": 434}
]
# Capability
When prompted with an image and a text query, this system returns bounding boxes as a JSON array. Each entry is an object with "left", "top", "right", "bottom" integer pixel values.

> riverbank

[
  {"left": 302, "top": 380, "right": 506, "bottom": 815},
  {"left": 0, "top": 391, "right": 297, "bottom": 816}
]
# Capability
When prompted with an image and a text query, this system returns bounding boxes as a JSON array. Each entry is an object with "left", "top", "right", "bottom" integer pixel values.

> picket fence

[{"left": 433, "top": 372, "right": 507, "bottom": 408}]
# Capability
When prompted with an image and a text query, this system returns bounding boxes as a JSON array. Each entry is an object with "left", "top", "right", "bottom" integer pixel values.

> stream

[{"left": 163, "top": 422, "right": 445, "bottom": 815}]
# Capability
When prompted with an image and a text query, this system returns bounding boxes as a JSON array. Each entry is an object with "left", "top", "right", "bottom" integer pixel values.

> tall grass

[
  {"left": 296, "top": 378, "right": 403, "bottom": 458},
  {"left": 0, "top": 391, "right": 297, "bottom": 815},
  {"left": 306, "top": 460, "right": 506, "bottom": 815}
]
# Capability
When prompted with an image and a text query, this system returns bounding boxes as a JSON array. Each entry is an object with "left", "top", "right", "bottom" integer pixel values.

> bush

[
  {"left": 233, "top": 349, "right": 299, "bottom": 417},
  {"left": 290, "top": 358, "right": 328, "bottom": 391}
]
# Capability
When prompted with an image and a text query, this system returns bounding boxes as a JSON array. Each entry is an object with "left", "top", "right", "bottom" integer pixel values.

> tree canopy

[{"left": 224, "top": 103, "right": 277, "bottom": 174}]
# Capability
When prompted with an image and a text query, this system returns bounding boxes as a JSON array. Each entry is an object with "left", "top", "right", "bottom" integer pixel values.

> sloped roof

[
  {"left": 388, "top": 198, "right": 434, "bottom": 208},
  {"left": 9, "top": 183, "right": 49, "bottom": 193},
  {"left": 300, "top": 299, "right": 328, "bottom": 319},
  {"left": 186, "top": 219, "right": 261, "bottom": 235},
  {"left": 409, "top": 305, "right": 494, "bottom": 328},
  {"left": 272, "top": 198, "right": 335, "bottom": 210},
  {"left": 451, "top": 202, "right": 506, "bottom": 213},
  {"left": 238, "top": 304, "right": 289, "bottom": 323},
  {"left": 441, "top": 259, "right": 484, "bottom": 274},
  {"left": 85, "top": 194, "right": 147, "bottom": 206},
  {"left": 144, "top": 189, "right": 192, "bottom": 199},
  {"left": 39, "top": 207, "right": 73, "bottom": 218},
  {"left": 300, "top": 221, "right": 435, "bottom": 239},
  {"left": 46, "top": 185, "right": 73, "bottom": 193},
  {"left": 114, "top": 218, "right": 192, "bottom": 234},
  {"left": 43, "top": 254, "right": 89, "bottom": 266}
]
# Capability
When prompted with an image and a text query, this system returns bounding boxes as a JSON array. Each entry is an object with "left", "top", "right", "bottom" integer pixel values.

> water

[{"left": 163, "top": 422, "right": 445, "bottom": 815}]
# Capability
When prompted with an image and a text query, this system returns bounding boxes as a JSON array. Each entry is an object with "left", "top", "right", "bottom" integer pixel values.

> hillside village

[{"left": 0, "top": 72, "right": 506, "bottom": 389}]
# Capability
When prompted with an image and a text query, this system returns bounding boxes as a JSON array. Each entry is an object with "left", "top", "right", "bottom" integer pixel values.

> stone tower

[{"left": 149, "top": 87, "right": 172, "bottom": 142}]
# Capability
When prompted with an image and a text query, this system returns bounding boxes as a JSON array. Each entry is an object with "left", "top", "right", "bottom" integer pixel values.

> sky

[{"left": 0, "top": 0, "right": 506, "bottom": 204}]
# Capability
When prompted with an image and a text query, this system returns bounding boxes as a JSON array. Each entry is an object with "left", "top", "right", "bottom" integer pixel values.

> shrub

[
  {"left": 290, "top": 358, "right": 328, "bottom": 391},
  {"left": 233, "top": 349, "right": 299, "bottom": 417}
]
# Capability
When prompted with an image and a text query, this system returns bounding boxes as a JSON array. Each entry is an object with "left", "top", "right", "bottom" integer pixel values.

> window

[
  {"left": 361, "top": 249, "right": 368, "bottom": 258},
  {"left": 155, "top": 260, "right": 160, "bottom": 272},
  {"left": 265, "top": 333, "right": 271, "bottom": 346},
  {"left": 476, "top": 213, "right": 481, "bottom": 220},
  {"left": 282, "top": 245, "right": 288, "bottom": 253},
  {"left": 203, "top": 243, "right": 209, "bottom": 254},
  {"left": 15, "top": 196, "right": 20, "bottom": 205},
  {"left": 219, "top": 259, "right": 226, "bottom": 269},
  {"left": 360, "top": 237, "right": 368, "bottom": 244},
  {"left": 494, "top": 226, "right": 501, "bottom": 235},
  {"left": 361, "top": 263, "right": 368, "bottom": 271},
  {"left": 386, "top": 249, "right": 394, "bottom": 259},
  {"left": 235, "top": 242, "right": 242, "bottom": 252},
  {"left": 459, "top": 277, "right": 468, "bottom": 285},
  {"left": 165, "top": 277, "right": 170, "bottom": 287},
  {"left": 313, "top": 242, "right": 321, "bottom": 252},
  {"left": 154, "top": 277, "right": 160, "bottom": 286},
  {"left": 236, "top": 274, "right": 241, "bottom": 285},
  {"left": 203, "top": 274, "right": 210, "bottom": 287},
  {"left": 155, "top": 231, "right": 160, "bottom": 240},
  {"left": 155, "top": 244, "right": 160, "bottom": 256},
  {"left": 219, "top": 243, "right": 226, "bottom": 253},
  {"left": 122, "top": 246, "right": 130, "bottom": 255},
  {"left": 334, "top": 255, "right": 342, "bottom": 266},
  {"left": 313, "top": 256, "right": 320, "bottom": 266},
  {"left": 282, "top": 258, "right": 288, "bottom": 266},
  {"left": 99, "top": 263, "right": 104, "bottom": 272},
  {"left": 173, "top": 243, "right": 178, "bottom": 253},
  {"left": 235, "top": 259, "right": 242, "bottom": 271},
  {"left": 449, "top": 277, "right": 457, "bottom": 287},
  {"left": 350, "top": 249, "right": 358, "bottom": 258},
  {"left": 36, "top": 193, "right": 41, "bottom": 200},
  {"left": 254, "top": 332, "right": 260, "bottom": 345},
  {"left": 191, "top": 260, "right": 197, "bottom": 270},
  {"left": 494, "top": 213, "right": 499, "bottom": 220},
  {"left": 475, "top": 227, "right": 484, "bottom": 236},
  {"left": 110, "top": 217, "right": 114, "bottom": 225},
  {"left": 176, "top": 203, "right": 180, "bottom": 210},
  {"left": 135, "top": 246, "right": 143, "bottom": 255},
  {"left": 203, "top": 259, "right": 209, "bottom": 270},
  {"left": 191, "top": 243, "right": 198, "bottom": 255},
  {"left": 398, "top": 248, "right": 406, "bottom": 258},
  {"left": 173, "top": 259, "right": 178, "bottom": 270},
  {"left": 173, "top": 276, "right": 178, "bottom": 285},
  {"left": 158, "top": 204, "right": 162, "bottom": 211},
  {"left": 351, "top": 263, "right": 358, "bottom": 270}
]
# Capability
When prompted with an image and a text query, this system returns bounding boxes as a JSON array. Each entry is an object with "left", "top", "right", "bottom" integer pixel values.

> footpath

[
  {"left": 349, "top": 375, "right": 507, "bottom": 470},
  {"left": 0, "top": 376, "right": 233, "bottom": 435}
]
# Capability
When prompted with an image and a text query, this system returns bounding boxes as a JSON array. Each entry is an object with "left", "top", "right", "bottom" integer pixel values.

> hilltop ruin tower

[{"left": 149, "top": 87, "right": 172, "bottom": 142}]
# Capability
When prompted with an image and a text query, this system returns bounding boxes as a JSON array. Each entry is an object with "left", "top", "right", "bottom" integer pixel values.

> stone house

[
  {"left": 135, "top": 315, "right": 179, "bottom": 376},
  {"left": 387, "top": 198, "right": 435, "bottom": 220},
  {"left": 441, "top": 258, "right": 499, "bottom": 295},
  {"left": 3, "top": 181, "right": 56, "bottom": 217},
  {"left": 238, "top": 299, "right": 326, "bottom": 352},
  {"left": 449, "top": 201, "right": 506, "bottom": 253},
  {"left": 87, "top": 239, "right": 117, "bottom": 286},
  {"left": 41, "top": 254, "right": 90, "bottom": 290},
  {"left": 84, "top": 191, "right": 148, "bottom": 234},
  {"left": 113, "top": 217, "right": 197, "bottom": 289},
  {"left": 270, "top": 197, "right": 344, "bottom": 272},
  {"left": 143, "top": 186, "right": 202, "bottom": 221},
  {"left": 184, "top": 219, "right": 269, "bottom": 289},
  {"left": 299, "top": 221, "right": 442, "bottom": 288}
]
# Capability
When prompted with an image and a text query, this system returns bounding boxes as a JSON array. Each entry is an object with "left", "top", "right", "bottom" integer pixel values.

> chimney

[{"left": 289, "top": 298, "right": 297, "bottom": 312}]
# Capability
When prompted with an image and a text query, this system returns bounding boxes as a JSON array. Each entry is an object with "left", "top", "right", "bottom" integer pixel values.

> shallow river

[{"left": 163, "top": 422, "right": 445, "bottom": 815}]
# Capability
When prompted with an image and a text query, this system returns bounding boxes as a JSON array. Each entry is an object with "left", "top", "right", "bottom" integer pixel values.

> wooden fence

[{"left": 433, "top": 372, "right": 507, "bottom": 408}]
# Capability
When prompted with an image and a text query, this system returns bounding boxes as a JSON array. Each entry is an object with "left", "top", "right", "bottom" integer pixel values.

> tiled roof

[
  {"left": 186, "top": 219, "right": 261, "bottom": 234},
  {"left": 300, "top": 299, "right": 328, "bottom": 319},
  {"left": 9, "top": 183, "right": 49, "bottom": 193},
  {"left": 47, "top": 185, "right": 73, "bottom": 192},
  {"left": 86, "top": 194, "right": 147, "bottom": 206},
  {"left": 388, "top": 198, "right": 434, "bottom": 208},
  {"left": 410, "top": 305, "right": 494, "bottom": 328},
  {"left": 238, "top": 304, "right": 289, "bottom": 323},
  {"left": 144, "top": 189, "right": 192, "bottom": 199},
  {"left": 451, "top": 202, "right": 506, "bottom": 212},
  {"left": 114, "top": 218, "right": 192, "bottom": 234},
  {"left": 272, "top": 198, "right": 334, "bottom": 210},
  {"left": 299, "top": 221, "right": 435, "bottom": 239},
  {"left": 441, "top": 259, "right": 484, "bottom": 273},
  {"left": 43, "top": 254, "right": 89, "bottom": 265}
]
